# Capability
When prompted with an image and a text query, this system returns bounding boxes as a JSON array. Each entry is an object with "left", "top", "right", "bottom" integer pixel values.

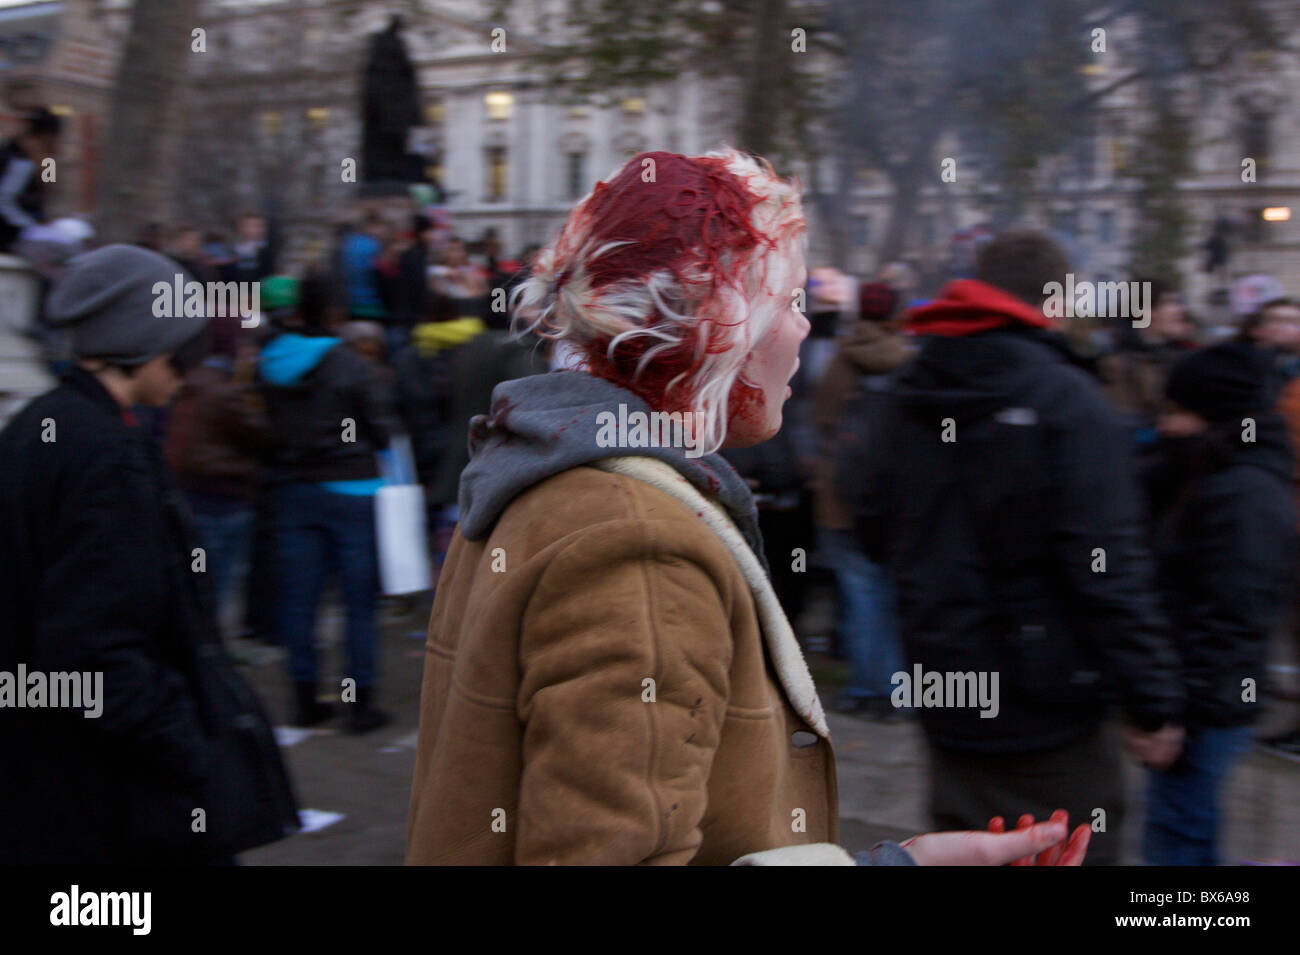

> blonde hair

[{"left": 513, "top": 148, "right": 805, "bottom": 454}]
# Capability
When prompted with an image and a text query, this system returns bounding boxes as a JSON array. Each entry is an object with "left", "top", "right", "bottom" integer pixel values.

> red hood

[{"left": 907, "top": 279, "right": 1054, "bottom": 337}]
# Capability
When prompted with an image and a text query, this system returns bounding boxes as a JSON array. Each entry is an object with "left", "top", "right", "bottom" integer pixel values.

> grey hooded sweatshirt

[{"left": 457, "top": 369, "right": 768, "bottom": 570}]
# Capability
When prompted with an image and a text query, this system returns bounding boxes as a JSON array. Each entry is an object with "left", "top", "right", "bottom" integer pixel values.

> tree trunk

[
  {"left": 809, "top": 146, "right": 854, "bottom": 270},
  {"left": 879, "top": 164, "right": 922, "bottom": 266},
  {"left": 95, "top": 0, "right": 200, "bottom": 244},
  {"left": 736, "top": 0, "right": 788, "bottom": 157}
]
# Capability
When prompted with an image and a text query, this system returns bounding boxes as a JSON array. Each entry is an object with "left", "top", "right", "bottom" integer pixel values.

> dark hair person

[
  {"left": 406, "top": 152, "right": 1087, "bottom": 865},
  {"left": 0, "top": 245, "right": 298, "bottom": 863}
]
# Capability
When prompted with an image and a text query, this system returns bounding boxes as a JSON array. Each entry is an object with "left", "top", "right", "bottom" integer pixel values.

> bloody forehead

[{"left": 577, "top": 151, "right": 770, "bottom": 292}]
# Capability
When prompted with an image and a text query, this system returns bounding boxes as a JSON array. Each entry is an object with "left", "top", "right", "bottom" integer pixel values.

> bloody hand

[{"left": 988, "top": 810, "right": 1090, "bottom": 865}]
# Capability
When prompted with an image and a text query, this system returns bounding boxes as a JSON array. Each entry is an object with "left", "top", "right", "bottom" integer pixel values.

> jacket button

[{"left": 791, "top": 730, "right": 818, "bottom": 749}]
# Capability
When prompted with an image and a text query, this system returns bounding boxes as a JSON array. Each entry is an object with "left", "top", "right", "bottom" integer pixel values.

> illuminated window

[
  {"left": 426, "top": 101, "right": 445, "bottom": 124},
  {"left": 261, "top": 111, "right": 282, "bottom": 135},
  {"left": 485, "top": 91, "right": 513, "bottom": 121},
  {"left": 621, "top": 97, "right": 645, "bottom": 115},
  {"left": 567, "top": 105, "right": 589, "bottom": 120},
  {"left": 486, "top": 146, "right": 508, "bottom": 201},
  {"left": 306, "top": 107, "right": 329, "bottom": 130}
]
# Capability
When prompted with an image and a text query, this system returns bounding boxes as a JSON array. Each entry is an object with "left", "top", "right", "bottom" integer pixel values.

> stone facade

[
  {"left": 0, "top": 0, "right": 132, "bottom": 219},
  {"left": 10, "top": 0, "right": 1300, "bottom": 307},
  {"left": 170, "top": 0, "right": 731, "bottom": 267}
]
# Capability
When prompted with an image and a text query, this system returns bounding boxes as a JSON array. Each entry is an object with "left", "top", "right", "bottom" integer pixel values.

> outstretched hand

[
  {"left": 987, "top": 810, "right": 1090, "bottom": 865},
  {"left": 899, "top": 810, "right": 1090, "bottom": 865}
]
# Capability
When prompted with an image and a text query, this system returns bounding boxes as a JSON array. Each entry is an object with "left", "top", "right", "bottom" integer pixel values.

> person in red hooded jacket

[{"left": 839, "top": 230, "right": 1185, "bottom": 864}]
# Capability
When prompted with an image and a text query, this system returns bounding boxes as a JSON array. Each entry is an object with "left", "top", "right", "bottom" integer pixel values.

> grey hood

[{"left": 459, "top": 370, "right": 767, "bottom": 569}]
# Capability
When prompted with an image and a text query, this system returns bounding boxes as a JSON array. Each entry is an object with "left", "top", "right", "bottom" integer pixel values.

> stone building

[
  {"left": 173, "top": 0, "right": 731, "bottom": 267},
  {"left": 0, "top": 0, "right": 132, "bottom": 219},
  {"left": 9, "top": 0, "right": 1300, "bottom": 310}
]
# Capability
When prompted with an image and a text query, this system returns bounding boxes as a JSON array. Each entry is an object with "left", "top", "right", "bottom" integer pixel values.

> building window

[
  {"left": 566, "top": 152, "right": 586, "bottom": 200},
  {"left": 426, "top": 100, "right": 445, "bottom": 124},
  {"left": 567, "top": 105, "right": 589, "bottom": 120},
  {"left": 621, "top": 97, "right": 646, "bottom": 115},
  {"left": 306, "top": 107, "right": 329, "bottom": 130},
  {"left": 1097, "top": 210, "right": 1114, "bottom": 244},
  {"left": 1102, "top": 115, "right": 1127, "bottom": 175},
  {"left": 1244, "top": 207, "right": 1266, "bottom": 244},
  {"left": 486, "top": 146, "right": 508, "bottom": 201},
  {"left": 856, "top": 216, "right": 871, "bottom": 246},
  {"left": 485, "top": 91, "right": 513, "bottom": 122},
  {"left": 1242, "top": 110, "right": 1270, "bottom": 171},
  {"left": 1074, "top": 117, "right": 1096, "bottom": 179},
  {"left": 1051, "top": 209, "right": 1077, "bottom": 238}
]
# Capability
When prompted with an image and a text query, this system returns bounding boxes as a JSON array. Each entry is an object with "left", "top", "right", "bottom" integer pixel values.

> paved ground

[{"left": 238, "top": 594, "right": 1300, "bottom": 865}]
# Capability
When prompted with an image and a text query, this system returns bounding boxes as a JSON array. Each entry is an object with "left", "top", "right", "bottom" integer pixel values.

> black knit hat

[{"left": 1165, "top": 341, "right": 1272, "bottom": 423}]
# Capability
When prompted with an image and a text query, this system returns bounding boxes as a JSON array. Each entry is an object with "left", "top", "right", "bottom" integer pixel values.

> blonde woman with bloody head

[{"left": 406, "top": 150, "right": 1088, "bottom": 865}]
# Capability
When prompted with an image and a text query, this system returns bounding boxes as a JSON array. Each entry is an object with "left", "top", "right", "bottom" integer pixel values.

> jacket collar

[{"left": 61, "top": 365, "right": 139, "bottom": 426}]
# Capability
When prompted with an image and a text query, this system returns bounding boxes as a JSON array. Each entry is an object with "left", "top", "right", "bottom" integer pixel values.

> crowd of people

[
  {"left": 1, "top": 133, "right": 1297, "bottom": 866},
  {"left": 755, "top": 234, "right": 1300, "bottom": 866}
]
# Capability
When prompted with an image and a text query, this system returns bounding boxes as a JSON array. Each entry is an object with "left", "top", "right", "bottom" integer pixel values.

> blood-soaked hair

[{"left": 512, "top": 149, "right": 805, "bottom": 454}]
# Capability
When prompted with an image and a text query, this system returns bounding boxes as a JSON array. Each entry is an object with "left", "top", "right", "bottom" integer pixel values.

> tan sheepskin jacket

[{"left": 406, "top": 456, "right": 848, "bottom": 865}]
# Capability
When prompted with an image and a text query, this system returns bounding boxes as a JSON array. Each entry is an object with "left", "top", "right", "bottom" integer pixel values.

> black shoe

[
  {"left": 1258, "top": 728, "right": 1300, "bottom": 763},
  {"left": 292, "top": 682, "right": 334, "bottom": 728},
  {"left": 347, "top": 686, "right": 392, "bottom": 734}
]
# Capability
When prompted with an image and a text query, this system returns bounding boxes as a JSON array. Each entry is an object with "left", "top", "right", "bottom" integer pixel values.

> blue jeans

[
  {"left": 275, "top": 482, "right": 380, "bottom": 687},
  {"left": 819, "top": 528, "right": 903, "bottom": 700},
  {"left": 1142, "top": 725, "right": 1253, "bottom": 866},
  {"left": 188, "top": 499, "right": 254, "bottom": 610}
]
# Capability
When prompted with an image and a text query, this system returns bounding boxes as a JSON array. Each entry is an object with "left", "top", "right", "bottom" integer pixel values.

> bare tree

[{"left": 95, "top": 0, "right": 201, "bottom": 244}]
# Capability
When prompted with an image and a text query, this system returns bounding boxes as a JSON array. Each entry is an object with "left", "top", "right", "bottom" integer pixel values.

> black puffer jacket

[
  {"left": 257, "top": 331, "right": 394, "bottom": 482},
  {"left": 841, "top": 326, "right": 1185, "bottom": 753},
  {"left": 1151, "top": 416, "right": 1297, "bottom": 727},
  {"left": 0, "top": 368, "right": 299, "bottom": 863}
]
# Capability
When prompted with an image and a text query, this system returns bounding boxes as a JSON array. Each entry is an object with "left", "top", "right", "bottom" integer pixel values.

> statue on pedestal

[{"left": 361, "top": 15, "right": 427, "bottom": 193}]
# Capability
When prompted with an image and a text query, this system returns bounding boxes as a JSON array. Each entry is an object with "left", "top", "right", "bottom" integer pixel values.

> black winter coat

[
  {"left": 258, "top": 335, "right": 395, "bottom": 483},
  {"left": 840, "top": 328, "right": 1185, "bottom": 753},
  {"left": 0, "top": 368, "right": 299, "bottom": 863},
  {"left": 1151, "top": 417, "right": 1297, "bottom": 727}
]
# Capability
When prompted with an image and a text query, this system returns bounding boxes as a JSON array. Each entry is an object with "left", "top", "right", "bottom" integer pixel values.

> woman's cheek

[
  {"left": 727, "top": 376, "right": 764, "bottom": 432},
  {"left": 726, "top": 375, "right": 779, "bottom": 444}
]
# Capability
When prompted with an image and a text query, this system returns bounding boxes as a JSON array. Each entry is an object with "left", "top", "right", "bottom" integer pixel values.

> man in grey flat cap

[{"left": 0, "top": 244, "right": 299, "bottom": 864}]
